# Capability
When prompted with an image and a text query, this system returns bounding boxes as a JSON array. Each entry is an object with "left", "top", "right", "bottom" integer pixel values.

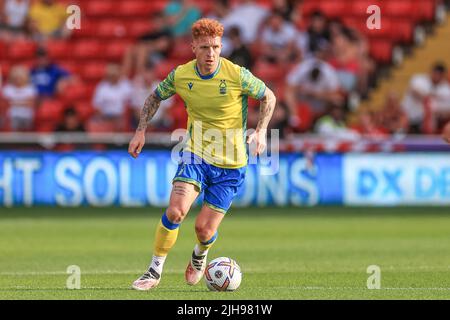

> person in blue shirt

[{"left": 30, "top": 47, "right": 71, "bottom": 97}]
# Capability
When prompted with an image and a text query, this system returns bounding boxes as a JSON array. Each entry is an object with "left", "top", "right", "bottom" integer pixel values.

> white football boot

[
  {"left": 185, "top": 251, "right": 207, "bottom": 286},
  {"left": 131, "top": 268, "right": 161, "bottom": 291}
]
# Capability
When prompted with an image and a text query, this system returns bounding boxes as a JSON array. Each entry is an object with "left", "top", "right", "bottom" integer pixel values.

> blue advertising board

[
  {"left": 1, "top": 151, "right": 449, "bottom": 207},
  {"left": 0, "top": 151, "right": 343, "bottom": 207}
]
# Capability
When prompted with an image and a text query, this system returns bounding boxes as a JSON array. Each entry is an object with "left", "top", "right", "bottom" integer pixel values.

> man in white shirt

[
  {"left": 222, "top": 0, "right": 269, "bottom": 44},
  {"left": 402, "top": 63, "right": 450, "bottom": 133},
  {"left": 2, "top": 65, "right": 37, "bottom": 131},
  {"left": 260, "top": 10, "right": 299, "bottom": 64},
  {"left": 92, "top": 64, "right": 132, "bottom": 131},
  {"left": 285, "top": 55, "right": 343, "bottom": 128}
]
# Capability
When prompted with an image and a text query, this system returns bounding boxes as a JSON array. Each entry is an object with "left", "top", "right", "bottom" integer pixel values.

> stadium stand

[{"left": 0, "top": 0, "right": 448, "bottom": 137}]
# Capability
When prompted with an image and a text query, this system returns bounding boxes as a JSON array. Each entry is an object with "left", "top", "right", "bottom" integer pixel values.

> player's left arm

[
  {"left": 247, "top": 87, "right": 277, "bottom": 155},
  {"left": 240, "top": 67, "right": 277, "bottom": 155}
]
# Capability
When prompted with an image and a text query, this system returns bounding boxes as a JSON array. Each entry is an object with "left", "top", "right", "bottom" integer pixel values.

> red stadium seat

[
  {"left": 84, "top": 0, "right": 114, "bottom": 17},
  {"left": 126, "top": 20, "right": 154, "bottom": 38},
  {"left": 168, "top": 40, "right": 194, "bottom": 60},
  {"left": 58, "top": 61, "right": 80, "bottom": 75},
  {"left": 86, "top": 118, "right": 117, "bottom": 133},
  {"left": 116, "top": 1, "right": 153, "bottom": 18},
  {"left": 154, "top": 60, "right": 179, "bottom": 80},
  {"left": 252, "top": 62, "right": 285, "bottom": 83},
  {"left": 384, "top": 0, "right": 415, "bottom": 18},
  {"left": 318, "top": 0, "right": 349, "bottom": 19},
  {"left": 46, "top": 40, "right": 72, "bottom": 60},
  {"left": 96, "top": 20, "right": 127, "bottom": 39},
  {"left": 195, "top": 0, "right": 214, "bottom": 14},
  {"left": 417, "top": 0, "right": 436, "bottom": 22},
  {"left": 369, "top": 39, "right": 393, "bottom": 64},
  {"left": 72, "top": 40, "right": 102, "bottom": 59},
  {"left": 351, "top": 0, "right": 384, "bottom": 17},
  {"left": 7, "top": 40, "right": 37, "bottom": 61},
  {"left": 73, "top": 101, "right": 95, "bottom": 121},
  {"left": 391, "top": 20, "right": 414, "bottom": 43},
  {"left": 104, "top": 41, "right": 132, "bottom": 61},
  {"left": 296, "top": 103, "right": 313, "bottom": 132},
  {"left": 80, "top": 62, "right": 106, "bottom": 82},
  {"left": 71, "top": 20, "right": 96, "bottom": 39},
  {"left": 0, "top": 41, "right": 6, "bottom": 60},
  {"left": 35, "top": 121, "right": 56, "bottom": 132},
  {"left": 300, "top": 1, "right": 321, "bottom": 16},
  {"left": 61, "top": 83, "right": 90, "bottom": 103},
  {"left": 36, "top": 99, "right": 65, "bottom": 122}
]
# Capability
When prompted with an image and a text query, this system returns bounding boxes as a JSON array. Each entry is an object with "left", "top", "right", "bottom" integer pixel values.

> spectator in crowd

[
  {"left": 207, "top": 0, "right": 230, "bottom": 22},
  {"left": 222, "top": 0, "right": 269, "bottom": 44},
  {"left": 30, "top": 47, "right": 71, "bottom": 98},
  {"left": 55, "top": 106, "right": 85, "bottom": 132},
  {"left": 29, "top": 0, "right": 69, "bottom": 41},
  {"left": 402, "top": 62, "right": 450, "bottom": 133},
  {"left": 0, "top": 0, "right": 30, "bottom": 41},
  {"left": 164, "top": 0, "right": 201, "bottom": 38},
  {"left": 268, "top": 101, "right": 289, "bottom": 139},
  {"left": 377, "top": 91, "right": 409, "bottom": 135},
  {"left": 260, "top": 10, "right": 300, "bottom": 65},
  {"left": 285, "top": 50, "right": 343, "bottom": 129},
  {"left": 122, "top": 12, "right": 173, "bottom": 77},
  {"left": 248, "top": 100, "right": 289, "bottom": 138},
  {"left": 314, "top": 104, "right": 358, "bottom": 139},
  {"left": 206, "top": 0, "right": 232, "bottom": 55},
  {"left": 302, "top": 11, "right": 329, "bottom": 58},
  {"left": 2, "top": 65, "right": 37, "bottom": 131},
  {"left": 226, "top": 26, "right": 252, "bottom": 69},
  {"left": 130, "top": 64, "right": 174, "bottom": 131},
  {"left": 327, "top": 27, "right": 360, "bottom": 93},
  {"left": 350, "top": 109, "right": 387, "bottom": 138},
  {"left": 92, "top": 64, "right": 132, "bottom": 131},
  {"left": 272, "top": 0, "right": 299, "bottom": 23}
]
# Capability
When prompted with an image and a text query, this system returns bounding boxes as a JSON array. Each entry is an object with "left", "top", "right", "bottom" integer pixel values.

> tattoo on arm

[
  {"left": 137, "top": 92, "right": 162, "bottom": 131},
  {"left": 256, "top": 89, "right": 276, "bottom": 131}
]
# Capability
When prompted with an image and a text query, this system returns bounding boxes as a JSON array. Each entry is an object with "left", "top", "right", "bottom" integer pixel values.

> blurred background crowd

[{"left": 1, "top": 0, "right": 450, "bottom": 140}]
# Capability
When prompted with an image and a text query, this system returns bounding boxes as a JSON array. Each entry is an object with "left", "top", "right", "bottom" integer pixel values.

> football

[{"left": 204, "top": 257, "right": 242, "bottom": 291}]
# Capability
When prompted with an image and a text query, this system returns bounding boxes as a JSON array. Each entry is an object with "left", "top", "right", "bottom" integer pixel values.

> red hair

[{"left": 191, "top": 18, "right": 224, "bottom": 39}]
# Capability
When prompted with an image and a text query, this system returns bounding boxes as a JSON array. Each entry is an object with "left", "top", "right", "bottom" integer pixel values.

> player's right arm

[{"left": 128, "top": 69, "right": 177, "bottom": 158}]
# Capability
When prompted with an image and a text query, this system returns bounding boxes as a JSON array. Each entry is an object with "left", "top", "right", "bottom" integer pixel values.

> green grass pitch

[{"left": 0, "top": 206, "right": 449, "bottom": 300}]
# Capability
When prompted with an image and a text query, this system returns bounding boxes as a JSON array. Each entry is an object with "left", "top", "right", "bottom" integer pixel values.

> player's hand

[
  {"left": 247, "top": 129, "right": 267, "bottom": 156},
  {"left": 128, "top": 130, "right": 145, "bottom": 158}
]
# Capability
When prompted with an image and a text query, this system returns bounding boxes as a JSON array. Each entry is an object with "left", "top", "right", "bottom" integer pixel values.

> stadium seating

[
  {"left": 6, "top": 40, "right": 37, "bottom": 61},
  {"left": 0, "top": 0, "right": 441, "bottom": 134}
]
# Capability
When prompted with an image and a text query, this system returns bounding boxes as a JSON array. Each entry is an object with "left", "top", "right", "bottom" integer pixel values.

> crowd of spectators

[{"left": 0, "top": 0, "right": 449, "bottom": 139}]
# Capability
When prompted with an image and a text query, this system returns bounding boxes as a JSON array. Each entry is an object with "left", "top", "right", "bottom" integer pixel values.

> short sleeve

[
  {"left": 155, "top": 69, "right": 176, "bottom": 100},
  {"left": 240, "top": 67, "right": 266, "bottom": 99}
]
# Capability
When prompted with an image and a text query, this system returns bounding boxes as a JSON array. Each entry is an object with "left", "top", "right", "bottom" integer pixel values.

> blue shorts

[{"left": 172, "top": 153, "right": 246, "bottom": 214}]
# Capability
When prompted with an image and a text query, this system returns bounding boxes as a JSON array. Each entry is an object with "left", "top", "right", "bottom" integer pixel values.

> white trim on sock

[{"left": 194, "top": 244, "right": 208, "bottom": 257}]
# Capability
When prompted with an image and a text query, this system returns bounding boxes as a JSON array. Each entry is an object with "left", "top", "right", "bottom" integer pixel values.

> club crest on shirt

[
  {"left": 188, "top": 82, "right": 194, "bottom": 90},
  {"left": 219, "top": 80, "right": 227, "bottom": 95}
]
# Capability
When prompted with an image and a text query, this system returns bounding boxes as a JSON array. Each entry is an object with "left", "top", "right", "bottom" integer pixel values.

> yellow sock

[{"left": 153, "top": 212, "right": 180, "bottom": 257}]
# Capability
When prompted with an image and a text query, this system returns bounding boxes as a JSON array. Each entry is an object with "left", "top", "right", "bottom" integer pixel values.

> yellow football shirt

[
  {"left": 30, "top": 2, "right": 66, "bottom": 35},
  {"left": 156, "top": 58, "right": 266, "bottom": 168}
]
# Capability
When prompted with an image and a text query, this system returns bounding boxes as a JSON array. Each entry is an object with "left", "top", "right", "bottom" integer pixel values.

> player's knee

[
  {"left": 195, "top": 224, "right": 215, "bottom": 242},
  {"left": 166, "top": 206, "right": 188, "bottom": 224}
]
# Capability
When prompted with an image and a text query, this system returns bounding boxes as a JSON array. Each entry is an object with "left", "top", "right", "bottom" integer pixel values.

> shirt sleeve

[
  {"left": 155, "top": 69, "right": 177, "bottom": 100},
  {"left": 240, "top": 67, "right": 266, "bottom": 100}
]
